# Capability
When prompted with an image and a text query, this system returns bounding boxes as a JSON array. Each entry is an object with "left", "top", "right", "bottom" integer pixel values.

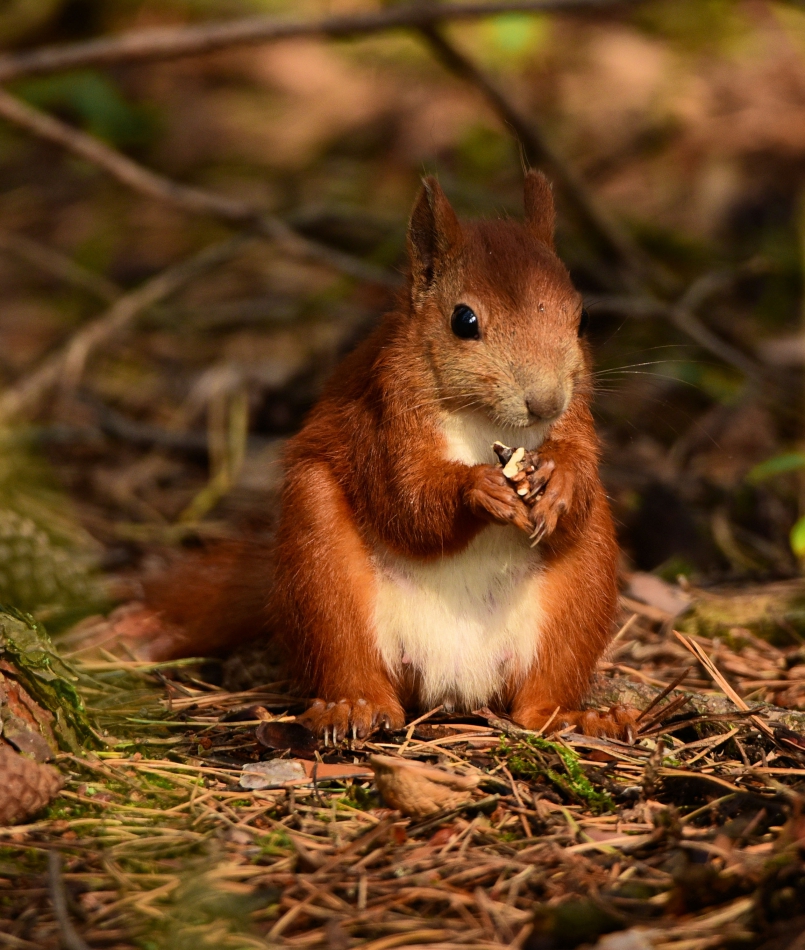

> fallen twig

[
  {"left": 590, "top": 261, "right": 769, "bottom": 379},
  {"left": 48, "top": 851, "right": 90, "bottom": 950},
  {"left": 595, "top": 672, "right": 805, "bottom": 733}
]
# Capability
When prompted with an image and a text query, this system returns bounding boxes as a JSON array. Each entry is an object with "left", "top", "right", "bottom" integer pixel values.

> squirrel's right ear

[
  {"left": 524, "top": 170, "right": 556, "bottom": 249},
  {"left": 407, "top": 177, "right": 461, "bottom": 295}
]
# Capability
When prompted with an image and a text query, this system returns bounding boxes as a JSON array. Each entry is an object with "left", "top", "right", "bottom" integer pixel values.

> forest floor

[{"left": 3, "top": 588, "right": 805, "bottom": 950}]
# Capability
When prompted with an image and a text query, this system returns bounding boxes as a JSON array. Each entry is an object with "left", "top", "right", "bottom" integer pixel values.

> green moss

[
  {"left": 676, "top": 582, "right": 805, "bottom": 646},
  {"left": 143, "top": 774, "right": 177, "bottom": 791},
  {"left": 499, "top": 735, "right": 614, "bottom": 814},
  {"left": 256, "top": 830, "right": 291, "bottom": 857},
  {"left": 0, "top": 604, "right": 98, "bottom": 751}
]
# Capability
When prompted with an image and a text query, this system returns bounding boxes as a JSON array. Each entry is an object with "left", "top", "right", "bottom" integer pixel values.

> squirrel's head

[{"left": 405, "top": 171, "right": 588, "bottom": 430}]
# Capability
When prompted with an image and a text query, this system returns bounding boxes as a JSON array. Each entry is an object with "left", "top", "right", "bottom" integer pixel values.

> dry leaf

[{"left": 369, "top": 754, "right": 479, "bottom": 819}]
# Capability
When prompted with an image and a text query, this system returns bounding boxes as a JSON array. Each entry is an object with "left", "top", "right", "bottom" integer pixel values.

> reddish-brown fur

[{"left": 145, "top": 172, "right": 632, "bottom": 740}]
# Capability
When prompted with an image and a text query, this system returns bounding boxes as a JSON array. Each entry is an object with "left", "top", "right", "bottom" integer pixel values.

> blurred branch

[
  {"left": 591, "top": 262, "right": 769, "bottom": 380},
  {"left": 48, "top": 851, "right": 90, "bottom": 950},
  {"left": 419, "top": 25, "right": 662, "bottom": 291},
  {"left": 0, "top": 89, "right": 396, "bottom": 287},
  {"left": 670, "top": 294, "right": 761, "bottom": 381},
  {"left": 0, "top": 235, "right": 251, "bottom": 423},
  {"left": 420, "top": 23, "right": 769, "bottom": 379},
  {"left": 85, "top": 394, "right": 277, "bottom": 459},
  {"left": 0, "top": 229, "right": 121, "bottom": 303},
  {"left": 0, "top": 0, "right": 643, "bottom": 83}
]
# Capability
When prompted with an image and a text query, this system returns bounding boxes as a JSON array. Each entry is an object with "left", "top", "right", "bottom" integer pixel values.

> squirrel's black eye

[
  {"left": 451, "top": 304, "right": 480, "bottom": 340},
  {"left": 578, "top": 308, "right": 590, "bottom": 337}
]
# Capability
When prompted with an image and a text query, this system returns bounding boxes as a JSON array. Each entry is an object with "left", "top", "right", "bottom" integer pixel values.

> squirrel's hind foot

[{"left": 513, "top": 703, "right": 640, "bottom": 742}]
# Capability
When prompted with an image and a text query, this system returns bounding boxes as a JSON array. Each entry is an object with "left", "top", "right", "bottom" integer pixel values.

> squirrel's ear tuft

[
  {"left": 524, "top": 170, "right": 556, "bottom": 249},
  {"left": 407, "top": 176, "right": 461, "bottom": 295}
]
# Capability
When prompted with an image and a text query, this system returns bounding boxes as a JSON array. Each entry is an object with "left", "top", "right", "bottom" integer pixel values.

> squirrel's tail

[{"left": 139, "top": 535, "right": 274, "bottom": 661}]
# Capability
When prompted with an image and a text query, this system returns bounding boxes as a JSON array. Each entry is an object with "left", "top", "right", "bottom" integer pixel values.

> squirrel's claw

[
  {"left": 527, "top": 462, "right": 573, "bottom": 544},
  {"left": 297, "top": 697, "right": 405, "bottom": 743},
  {"left": 466, "top": 465, "right": 531, "bottom": 532}
]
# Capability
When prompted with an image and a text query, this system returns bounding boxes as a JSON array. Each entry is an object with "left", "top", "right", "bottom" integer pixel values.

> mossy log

[
  {"left": 593, "top": 674, "right": 805, "bottom": 734},
  {"left": 675, "top": 579, "right": 805, "bottom": 646}
]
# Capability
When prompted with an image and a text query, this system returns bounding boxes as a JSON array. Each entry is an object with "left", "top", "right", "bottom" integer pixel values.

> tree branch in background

[
  {"left": 419, "top": 24, "right": 658, "bottom": 291},
  {"left": 0, "top": 0, "right": 642, "bottom": 84},
  {"left": 0, "top": 229, "right": 121, "bottom": 303},
  {"left": 0, "top": 87, "right": 764, "bottom": 383},
  {"left": 0, "top": 22, "right": 768, "bottom": 386},
  {"left": 0, "top": 235, "right": 253, "bottom": 423},
  {"left": 425, "top": 25, "right": 769, "bottom": 382},
  {"left": 591, "top": 262, "right": 768, "bottom": 381},
  {"left": 48, "top": 851, "right": 91, "bottom": 950},
  {"left": 0, "top": 89, "right": 395, "bottom": 287}
]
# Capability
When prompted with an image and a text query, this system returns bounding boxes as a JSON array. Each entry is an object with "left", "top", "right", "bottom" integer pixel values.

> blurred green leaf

[
  {"left": 635, "top": 0, "right": 748, "bottom": 53},
  {"left": 471, "top": 12, "right": 550, "bottom": 69},
  {"left": 748, "top": 452, "right": 805, "bottom": 485},
  {"left": 15, "top": 71, "right": 155, "bottom": 148},
  {"left": 791, "top": 516, "right": 805, "bottom": 559},
  {"left": 489, "top": 14, "right": 545, "bottom": 56}
]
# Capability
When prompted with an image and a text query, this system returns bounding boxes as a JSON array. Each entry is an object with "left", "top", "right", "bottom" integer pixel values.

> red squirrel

[{"left": 144, "top": 172, "right": 635, "bottom": 741}]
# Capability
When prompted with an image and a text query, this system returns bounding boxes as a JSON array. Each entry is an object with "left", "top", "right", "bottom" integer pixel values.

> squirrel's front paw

[
  {"left": 465, "top": 465, "right": 531, "bottom": 531},
  {"left": 297, "top": 698, "right": 405, "bottom": 744},
  {"left": 528, "top": 463, "right": 573, "bottom": 545}
]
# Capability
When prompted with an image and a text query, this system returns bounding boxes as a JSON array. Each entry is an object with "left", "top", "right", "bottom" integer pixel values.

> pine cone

[{"left": 0, "top": 743, "right": 63, "bottom": 826}]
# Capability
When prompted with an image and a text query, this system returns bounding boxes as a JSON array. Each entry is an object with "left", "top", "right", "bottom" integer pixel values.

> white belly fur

[{"left": 371, "top": 410, "right": 549, "bottom": 710}]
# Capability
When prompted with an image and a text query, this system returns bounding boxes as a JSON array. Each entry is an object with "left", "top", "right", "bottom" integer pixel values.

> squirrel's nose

[{"left": 525, "top": 391, "right": 563, "bottom": 421}]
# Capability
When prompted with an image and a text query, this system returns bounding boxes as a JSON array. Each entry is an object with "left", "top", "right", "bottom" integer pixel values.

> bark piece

[
  {"left": 369, "top": 754, "right": 479, "bottom": 819},
  {"left": 0, "top": 743, "right": 63, "bottom": 825},
  {"left": 240, "top": 759, "right": 306, "bottom": 789}
]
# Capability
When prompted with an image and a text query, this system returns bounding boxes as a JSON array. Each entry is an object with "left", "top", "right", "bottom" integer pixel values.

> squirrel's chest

[
  {"left": 371, "top": 409, "right": 548, "bottom": 710},
  {"left": 371, "top": 525, "right": 544, "bottom": 710}
]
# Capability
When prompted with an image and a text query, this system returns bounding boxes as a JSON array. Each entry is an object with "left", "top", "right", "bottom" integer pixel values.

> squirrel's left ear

[
  {"left": 407, "top": 176, "right": 462, "bottom": 297},
  {"left": 524, "top": 170, "right": 556, "bottom": 249}
]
